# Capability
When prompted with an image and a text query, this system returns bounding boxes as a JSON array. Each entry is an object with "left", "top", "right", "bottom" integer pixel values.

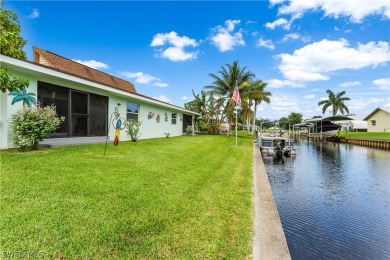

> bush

[
  {"left": 10, "top": 105, "right": 65, "bottom": 151},
  {"left": 125, "top": 120, "right": 142, "bottom": 142},
  {"left": 186, "top": 125, "right": 194, "bottom": 136}
]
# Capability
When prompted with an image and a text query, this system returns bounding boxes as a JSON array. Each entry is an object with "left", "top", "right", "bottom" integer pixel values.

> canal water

[{"left": 263, "top": 138, "right": 390, "bottom": 260}]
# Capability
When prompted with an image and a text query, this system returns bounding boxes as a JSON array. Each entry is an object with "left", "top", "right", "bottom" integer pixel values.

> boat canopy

[
  {"left": 296, "top": 115, "right": 353, "bottom": 128},
  {"left": 304, "top": 115, "right": 353, "bottom": 123}
]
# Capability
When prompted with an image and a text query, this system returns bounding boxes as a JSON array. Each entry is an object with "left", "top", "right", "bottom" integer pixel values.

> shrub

[
  {"left": 10, "top": 105, "right": 65, "bottom": 151},
  {"left": 125, "top": 120, "right": 142, "bottom": 142},
  {"left": 186, "top": 126, "right": 194, "bottom": 136}
]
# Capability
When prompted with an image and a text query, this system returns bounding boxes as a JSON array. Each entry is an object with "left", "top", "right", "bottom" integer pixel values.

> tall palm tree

[
  {"left": 239, "top": 100, "right": 254, "bottom": 134},
  {"left": 204, "top": 61, "right": 255, "bottom": 137},
  {"left": 241, "top": 80, "right": 271, "bottom": 135},
  {"left": 318, "top": 89, "right": 350, "bottom": 116}
]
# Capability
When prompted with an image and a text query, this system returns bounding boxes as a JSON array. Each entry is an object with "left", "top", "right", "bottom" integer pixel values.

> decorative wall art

[
  {"left": 9, "top": 89, "right": 37, "bottom": 107},
  {"left": 148, "top": 112, "right": 155, "bottom": 119},
  {"left": 164, "top": 113, "right": 168, "bottom": 122},
  {"left": 156, "top": 114, "right": 160, "bottom": 123}
]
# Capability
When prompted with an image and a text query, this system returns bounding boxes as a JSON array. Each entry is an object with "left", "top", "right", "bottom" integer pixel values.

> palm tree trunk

[
  {"left": 251, "top": 102, "right": 257, "bottom": 136},
  {"left": 246, "top": 116, "right": 250, "bottom": 135}
]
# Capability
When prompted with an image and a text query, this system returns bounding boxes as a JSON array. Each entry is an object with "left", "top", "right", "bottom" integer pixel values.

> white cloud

[
  {"left": 338, "top": 81, "right": 361, "bottom": 87},
  {"left": 153, "top": 82, "right": 169, "bottom": 88},
  {"left": 120, "top": 71, "right": 168, "bottom": 87},
  {"left": 282, "top": 33, "right": 311, "bottom": 42},
  {"left": 151, "top": 31, "right": 197, "bottom": 48},
  {"left": 210, "top": 20, "right": 245, "bottom": 52},
  {"left": 372, "top": 78, "right": 390, "bottom": 90},
  {"left": 257, "top": 38, "right": 275, "bottom": 50},
  {"left": 161, "top": 47, "right": 197, "bottom": 62},
  {"left": 266, "top": 79, "right": 304, "bottom": 88},
  {"left": 277, "top": 39, "right": 390, "bottom": 82},
  {"left": 265, "top": 18, "right": 292, "bottom": 30},
  {"left": 303, "top": 94, "right": 316, "bottom": 99},
  {"left": 273, "top": 0, "right": 390, "bottom": 23},
  {"left": 28, "top": 9, "right": 39, "bottom": 19},
  {"left": 182, "top": 96, "right": 188, "bottom": 100},
  {"left": 151, "top": 31, "right": 198, "bottom": 62},
  {"left": 282, "top": 33, "right": 299, "bottom": 41},
  {"left": 153, "top": 95, "right": 172, "bottom": 104},
  {"left": 73, "top": 59, "right": 109, "bottom": 70},
  {"left": 120, "top": 71, "right": 158, "bottom": 84}
]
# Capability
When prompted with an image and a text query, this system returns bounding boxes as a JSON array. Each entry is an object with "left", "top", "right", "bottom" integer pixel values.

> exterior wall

[
  {"left": 138, "top": 102, "right": 184, "bottom": 139},
  {"left": 366, "top": 110, "right": 390, "bottom": 132},
  {"left": 0, "top": 72, "right": 38, "bottom": 149}
]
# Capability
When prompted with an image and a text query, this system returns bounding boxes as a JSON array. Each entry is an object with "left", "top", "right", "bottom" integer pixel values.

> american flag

[{"left": 232, "top": 83, "right": 241, "bottom": 106}]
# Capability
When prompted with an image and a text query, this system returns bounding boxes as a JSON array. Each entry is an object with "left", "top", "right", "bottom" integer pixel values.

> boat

[{"left": 257, "top": 132, "right": 297, "bottom": 157}]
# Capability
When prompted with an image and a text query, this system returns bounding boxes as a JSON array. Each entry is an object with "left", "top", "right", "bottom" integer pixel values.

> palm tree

[
  {"left": 318, "top": 89, "right": 350, "bottom": 116},
  {"left": 241, "top": 80, "right": 271, "bottom": 135},
  {"left": 9, "top": 88, "right": 36, "bottom": 107},
  {"left": 204, "top": 61, "right": 255, "bottom": 137}
]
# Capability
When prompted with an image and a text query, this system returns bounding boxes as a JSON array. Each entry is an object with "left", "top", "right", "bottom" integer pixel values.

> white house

[
  {"left": 0, "top": 47, "right": 199, "bottom": 149},
  {"left": 363, "top": 107, "right": 390, "bottom": 133}
]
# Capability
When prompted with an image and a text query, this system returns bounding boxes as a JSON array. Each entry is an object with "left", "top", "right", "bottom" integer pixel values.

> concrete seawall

[{"left": 253, "top": 144, "right": 291, "bottom": 260}]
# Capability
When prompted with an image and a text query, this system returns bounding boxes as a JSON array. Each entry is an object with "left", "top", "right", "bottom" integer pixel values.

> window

[
  {"left": 172, "top": 112, "right": 177, "bottom": 125},
  {"left": 127, "top": 102, "right": 139, "bottom": 121},
  {"left": 371, "top": 120, "right": 376, "bottom": 126}
]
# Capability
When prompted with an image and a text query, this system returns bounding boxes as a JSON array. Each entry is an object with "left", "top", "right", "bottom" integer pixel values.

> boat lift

[{"left": 257, "top": 121, "right": 297, "bottom": 157}]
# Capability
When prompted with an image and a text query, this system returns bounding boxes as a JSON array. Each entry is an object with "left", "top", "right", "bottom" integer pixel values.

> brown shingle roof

[{"left": 33, "top": 47, "right": 136, "bottom": 94}]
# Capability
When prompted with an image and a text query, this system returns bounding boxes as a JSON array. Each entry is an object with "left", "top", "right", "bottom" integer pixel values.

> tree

[
  {"left": 287, "top": 112, "right": 302, "bottom": 125},
  {"left": 318, "top": 89, "right": 350, "bottom": 116},
  {"left": 243, "top": 80, "right": 271, "bottom": 135},
  {"left": 0, "top": 7, "right": 29, "bottom": 93},
  {"left": 204, "top": 61, "right": 255, "bottom": 137},
  {"left": 185, "top": 90, "right": 223, "bottom": 134}
]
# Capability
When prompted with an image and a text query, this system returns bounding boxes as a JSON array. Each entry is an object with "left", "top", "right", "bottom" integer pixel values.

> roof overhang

[{"left": 1, "top": 55, "right": 200, "bottom": 116}]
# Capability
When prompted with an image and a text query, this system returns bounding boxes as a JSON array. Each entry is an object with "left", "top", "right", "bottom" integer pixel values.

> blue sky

[{"left": 5, "top": 0, "right": 390, "bottom": 120}]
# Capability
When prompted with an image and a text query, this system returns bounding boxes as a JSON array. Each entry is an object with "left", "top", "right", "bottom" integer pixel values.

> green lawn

[
  {"left": 337, "top": 131, "right": 390, "bottom": 140},
  {"left": 1, "top": 133, "right": 254, "bottom": 259}
]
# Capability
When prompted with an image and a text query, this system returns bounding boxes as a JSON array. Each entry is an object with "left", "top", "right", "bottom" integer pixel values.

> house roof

[
  {"left": 1, "top": 54, "right": 200, "bottom": 116},
  {"left": 33, "top": 47, "right": 137, "bottom": 94},
  {"left": 363, "top": 107, "right": 390, "bottom": 121}
]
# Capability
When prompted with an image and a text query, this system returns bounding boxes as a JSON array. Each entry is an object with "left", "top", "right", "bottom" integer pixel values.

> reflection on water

[{"left": 264, "top": 138, "right": 390, "bottom": 260}]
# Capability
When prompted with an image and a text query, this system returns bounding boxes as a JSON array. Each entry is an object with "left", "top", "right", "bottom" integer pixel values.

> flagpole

[
  {"left": 235, "top": 105, "right": 238, "bottom": 147},
  {"left": 232, "top": 80, "right": 240, "bottom": 147}
]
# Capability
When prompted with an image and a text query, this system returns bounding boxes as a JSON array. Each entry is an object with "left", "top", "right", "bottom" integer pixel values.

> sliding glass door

[
  {"left": 71, "top": 91, "right": 89, "bottom": 136},
  {"left": 38, "top": 81, "right": 108, "bottom": 138}
]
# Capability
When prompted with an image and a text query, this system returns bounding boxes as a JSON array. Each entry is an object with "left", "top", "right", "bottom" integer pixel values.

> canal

[{"left": 263, "top": 138, "right": 390, "bottom": 260}]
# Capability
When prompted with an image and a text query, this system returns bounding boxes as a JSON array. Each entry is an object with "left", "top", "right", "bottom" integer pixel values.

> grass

[
  {"left": 337, "top": 131, "right": 390, "bottom": 140},
  {"left": 1, "top": 133, "right": 254, "bottom": 259}
]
